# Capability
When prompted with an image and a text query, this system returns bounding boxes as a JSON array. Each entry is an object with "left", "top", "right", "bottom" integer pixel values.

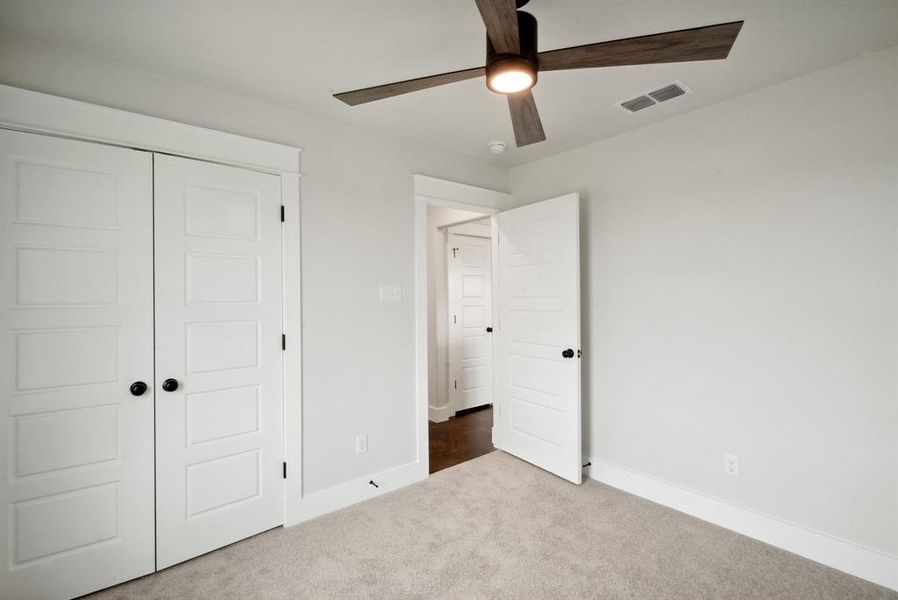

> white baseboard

[
  {"left": 586, "top": 457, "right": 898, "bottom": 591},
  {"left": 428, "top": 404, "right": 451, "bottom": 422},
  {"left": 285, "top": 459, "right": 427, "bottom": 526}
]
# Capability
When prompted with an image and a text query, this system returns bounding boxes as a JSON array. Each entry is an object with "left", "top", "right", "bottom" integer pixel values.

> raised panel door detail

[
  {"left": 185, "top": 321, "right": 260, "bottom": 374},
  {"left": 16, "top": 247, "right": 118, "bottom": 306},
  {"left": 462, "top": 274, "right": 485, "bottom": 298},
  {"left": 507, "top": 310, "right": 563, "bottom": 346},
  {"left": 12, "top": 483, "right": 119, "bottom": 565},
  {"left": 503, "top": 215, "right": 563, "bottom": 253},
  {"left": 508, "top": 354, "right": 565, "bottom": 400},
  {"left": 185, "top": 184, "right": 258, "bottom": 240},
  {"left": 186, "top": 449, "right": 261, "bottom": 517},
  {"left": 459, "top": 244, "right": 485, "bottom": 266},
  {"left": 462, "top": 364, "right": 489, "bottom": 391},
  {"left": 461, "top": 305, "right": 486, "bottom": 328},
  {"left": 15, "top": 161, "right": 118, "bottom": 229},
  {"left": 0, "top": 129, "right": 154, "bottom": 599},
  {"left": 462, "top": 336, "right": 487, "bottom": 360},
  {"left": 186, "top": 254, "right": 260, "bottom": 305},
  {"left": 508, "top": 398, "right": 564, "bottom": 447},
  {"left": 13, "top": 405, "right": 118, "bottom": 478},
  {"left": 509, "top": 261, "right": 562, "bottom": 299},
  {"left": 16, "top": 328, "right": 118, "bottom": 391},
  {"left": 186, "top": 385, "right": 261, "bottom": 445}
]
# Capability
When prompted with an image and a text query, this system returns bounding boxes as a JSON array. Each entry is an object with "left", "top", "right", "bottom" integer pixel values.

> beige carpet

[{"left": 88, "top": 451, "right": 895, "bottom": 600}]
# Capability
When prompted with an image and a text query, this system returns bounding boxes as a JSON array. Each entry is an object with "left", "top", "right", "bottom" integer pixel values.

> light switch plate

[{"left": 379, "top": 285, "right": 402, "bottom": 303}]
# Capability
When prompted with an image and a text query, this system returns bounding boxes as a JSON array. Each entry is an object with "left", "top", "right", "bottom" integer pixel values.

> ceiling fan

[{"left": 334, "top": 0, "right": 743, "bottom": 148}]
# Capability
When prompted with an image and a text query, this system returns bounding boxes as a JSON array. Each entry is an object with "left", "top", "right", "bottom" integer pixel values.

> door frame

[
  {"left": 413, "top": 175, "right": 510, "bottom": 475},
  {"left": 0, "top": 84, "right": 306, "bottom": 525}
]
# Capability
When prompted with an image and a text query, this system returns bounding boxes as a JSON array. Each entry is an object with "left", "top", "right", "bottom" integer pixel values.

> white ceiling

[{"left": 1, "top": 0, "right": 896, "bottom": 167}]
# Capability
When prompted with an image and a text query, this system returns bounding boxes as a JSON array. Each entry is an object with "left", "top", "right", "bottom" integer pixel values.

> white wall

[
  {"left": 426, "top": 206, "right": 486, "bottom": 421},
  {"left": 510, "top": 46, "right": 898, "bottom": 556},
  {"left": 0, "top": 30, "right": 508, "bottom": 497}
]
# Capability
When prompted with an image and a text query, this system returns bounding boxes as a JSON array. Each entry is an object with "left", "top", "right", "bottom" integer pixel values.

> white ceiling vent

[
  {"left": 620, "top": 95, "right": 656, "bottom": 112},
  {"left": 649, "top": 82, "right": 688, "bottom": 102},
  {"left": 618, "top": 81, "right": 690, "bottom": 113}
]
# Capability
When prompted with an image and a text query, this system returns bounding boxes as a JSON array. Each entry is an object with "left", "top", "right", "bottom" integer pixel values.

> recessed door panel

[
  {"left": 0, "top": 129, "right": 155, "bottom": 599},
  {"left": 154, "top": 154, "right": 284, "bottom": 569}
]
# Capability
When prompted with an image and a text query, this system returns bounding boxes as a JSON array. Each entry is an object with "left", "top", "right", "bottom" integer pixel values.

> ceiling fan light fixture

[{"left": 486, "top": 56, "right": 537, "bottom": 94}]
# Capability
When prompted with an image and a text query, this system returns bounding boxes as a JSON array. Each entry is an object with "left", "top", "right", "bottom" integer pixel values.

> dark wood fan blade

[
  {"left": 475, "top": 0, "right": 520, "bottom": 54},
  {"left": 507, "top": 91, "right": 545, "bottom": 147},
  {"left": 538, "top": 21, "right": 743, "bottom": 71},
  {"left": 334, "top": 66, "right": 485, "bottom": 106}
]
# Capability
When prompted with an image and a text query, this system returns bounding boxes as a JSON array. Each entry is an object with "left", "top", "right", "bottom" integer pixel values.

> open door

[{"left": 492, "top": 193, "right": 581, "bottom": 483}]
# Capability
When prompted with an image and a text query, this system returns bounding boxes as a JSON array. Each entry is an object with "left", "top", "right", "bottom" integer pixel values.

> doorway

[
  {"left": 426, "top": 206, "right": 495, "bottom": 473},
  {"left": 414, "top": 175, "right": 583, "bottom": 484}
]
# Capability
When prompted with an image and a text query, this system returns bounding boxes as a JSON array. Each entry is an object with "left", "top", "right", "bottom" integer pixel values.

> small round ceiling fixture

[{"left": 487, "top": 141, "right": 507, "bottom": 154}]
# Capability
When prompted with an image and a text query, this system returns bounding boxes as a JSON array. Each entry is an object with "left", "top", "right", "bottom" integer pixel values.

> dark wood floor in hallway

[{"left": 428, "top": 405, "right": 494, "bottom": 474}]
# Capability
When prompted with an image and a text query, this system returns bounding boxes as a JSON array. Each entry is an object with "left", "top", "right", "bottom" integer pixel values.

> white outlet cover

[
  {"left": 379, "top": 285, "right": 402, "bottom": 303},
  {"left": 725, "top": 453, "right": 740, "bottom": 477},
  {"left": 355, "top": 434, "right": 368, "bottom": 455}
]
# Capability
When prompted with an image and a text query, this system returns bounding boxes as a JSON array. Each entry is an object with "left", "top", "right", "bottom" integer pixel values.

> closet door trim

[
  {"left": 0, "top": 84, "right": 300, "bottom": 175},
  {"left": 0, "top": 84, "right": 304, "bottom": 527}
]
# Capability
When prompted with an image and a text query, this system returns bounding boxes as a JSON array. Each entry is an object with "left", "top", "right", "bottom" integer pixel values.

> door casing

[{"left": 413, "top": 175, "right": 510, "bottom": 474}]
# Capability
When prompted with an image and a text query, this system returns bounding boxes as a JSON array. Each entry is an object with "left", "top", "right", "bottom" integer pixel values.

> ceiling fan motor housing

[{"left": 485, "top": 10, "right": 538, "bottom": 93}]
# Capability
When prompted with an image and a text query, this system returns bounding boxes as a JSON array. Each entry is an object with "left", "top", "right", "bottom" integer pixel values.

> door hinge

[
  {"left": 282, "top": 334, "right": 286, "bottom": 350},
  {"left": 452, "top": 247, "right": 459, "bottom": 258},
  {"left": 454, "top": 380, "right": 457, "bottom": 390},
  {"left": 280, "top": 205, "right": 285, "bottom": 222},
  {"left": 282, "top": 462, "right": 287, "bottom": 479}
]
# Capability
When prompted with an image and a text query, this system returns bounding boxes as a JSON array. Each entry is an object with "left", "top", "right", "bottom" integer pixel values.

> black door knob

[
  {"left": 129, "top": 381, "right": 148, "bottom": 396},
  {"left": 562, "top": 348, "right": 575, "bottom": 358},
  {"left": 486, "top": 327, "right": 493, "bottom": 333},
  {"left": 162, "top": 378, "right": 179, "bottom": 392}
]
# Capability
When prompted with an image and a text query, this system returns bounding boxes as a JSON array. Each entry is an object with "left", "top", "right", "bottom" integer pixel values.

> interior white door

[
  {"left": 493, "top": 193, "right": 582, "bottom": 483},
  {"left": 447, "top": 233, "right": 493, "bottom": 412},
  {"left": 154, "top": 154, "right": 284, "bottom": 569},
  {"left": 0, "top": 130, "right": 155, "bottom": 598}
]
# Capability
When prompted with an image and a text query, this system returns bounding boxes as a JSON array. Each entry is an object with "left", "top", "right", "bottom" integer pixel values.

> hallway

[{"left": 428, "top": 406, "right": 494, "bottom": 474}]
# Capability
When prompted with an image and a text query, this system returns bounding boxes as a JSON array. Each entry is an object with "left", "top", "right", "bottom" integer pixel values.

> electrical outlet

[
  {"left": 725, "top": 453, "right": 740, "bottom": 477},
  {"left": 355, "top": 434, "right": 368, "bottom": 455},
  {"left": 379, "top": 285, "right": 402, "bottom": 303}
]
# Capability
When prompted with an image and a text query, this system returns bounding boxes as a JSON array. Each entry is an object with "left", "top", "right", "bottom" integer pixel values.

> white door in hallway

[
  {"left": 448, "top": 233, "right": 493, "bottom": 412},
  {"left": 154, "top": 154, "right": 285, "bottom": 569},
  {"left": 493, "top": 194, "right": 582, "bottom": 484},
  {"left": 0, "top": 130, "right": 155, "bottom": 599}
]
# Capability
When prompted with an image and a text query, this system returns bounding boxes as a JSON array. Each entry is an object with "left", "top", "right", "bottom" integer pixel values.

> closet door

[
  {"left": 0, "top": 130, "right": 155, "bottom": 599},
  {"left": 154, "top": 154, "right": 284, "bottom": 569}
]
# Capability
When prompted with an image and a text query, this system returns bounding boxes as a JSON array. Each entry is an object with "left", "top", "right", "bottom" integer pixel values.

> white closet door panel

[
  {"left": 154, "top": 154, "right": 284, "bottom": 569},
  {"left": 448, "top": 234, "right": 493, "bottom": 412},
  {"left": 0, "top": 130, "right": 155, "bottom": 599}
]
